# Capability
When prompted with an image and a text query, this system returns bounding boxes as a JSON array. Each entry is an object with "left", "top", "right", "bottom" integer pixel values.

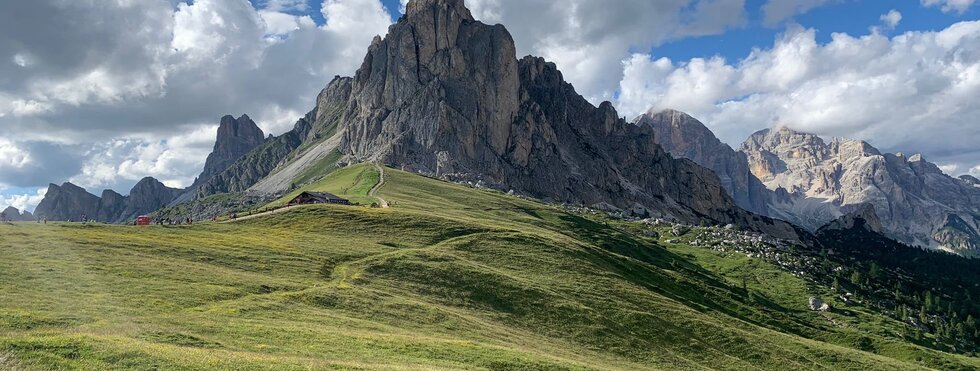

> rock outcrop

[
  {"left": 741, "top": 127, "right": 980, "bottom": 255},
  {"left": 817, "top": 204, "right": 884, "bottom": 234},
  {"left": 118, "top": 177, "right": 182, "bottom": 222},
  {"left": 189, "top": 0, "right": 806, "bottom": 241},
  {"left": 1, "top": 206, "right": 34, "bottom": 221},
  {"left": 34, "top": 182, "right": 101, "bottom": 221},
  {"left": 34, "top": 179, "right": 181, "bottom": 223},
  {"left": 197, "top": 112, "right": 313, "bottom": 196},
  {"left": 636, "top": 109, "right": 771, "bottom": 215},
  {"left": 191, "top": 115, "right": 266, "bottom": 189},
  {"left": 96, "top": 190, "right": 127, "bottom": 222},
  {"left": 316, "top": 0, "right": 799, "bottom": 239}
]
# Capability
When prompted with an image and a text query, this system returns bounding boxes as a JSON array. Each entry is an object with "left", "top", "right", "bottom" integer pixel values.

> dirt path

[{"left": 370, "top": 163, "right": 390, "bottom": 208}]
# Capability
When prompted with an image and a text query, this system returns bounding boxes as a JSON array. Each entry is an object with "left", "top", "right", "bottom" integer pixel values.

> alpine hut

[{"left": 287, "top": 192, "right": 352, "bottom": 206}]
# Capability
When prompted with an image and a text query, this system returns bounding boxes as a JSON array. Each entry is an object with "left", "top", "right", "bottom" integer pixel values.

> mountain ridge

[
  {"left": 33, "top": 178, "right": 181, "bottom": 223},
  {"left": 639, "top": 108, "right": 980, "bottom": 256},
  {"left": 191, "top": 0, "right": 804, "bottom": 241}
]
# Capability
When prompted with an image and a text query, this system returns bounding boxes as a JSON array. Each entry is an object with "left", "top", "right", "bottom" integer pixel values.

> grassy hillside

[
  {"left": 266, "top": 163, "right": 380, "bottom": 208},
  {"left": 1, "top": 167, "right": 978, "bottom": 369}
]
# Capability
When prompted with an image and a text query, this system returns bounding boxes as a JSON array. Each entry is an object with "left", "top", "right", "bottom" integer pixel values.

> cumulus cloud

[
  {"left": 616, "top": 21, "right": 980, "bottom": 176},
  {"left": 0, "top": 187, "right": 46, "bottom": 213},
  {"left": 880, "top": 9, "right": 902, "bottom": 29},
  {"left": 0, "top": 0, "right": 394, "bottom": 197},
  {"left": 465, "top": 0, "right": 747, "bottom": 101},
  {"left": 922, "top": 0, "right": 977, "bottom": 14}
]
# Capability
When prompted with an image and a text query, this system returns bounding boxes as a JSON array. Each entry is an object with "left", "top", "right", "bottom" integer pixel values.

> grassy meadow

[{"left": 1, "top": 166, "right": 978, "bottom": 370}]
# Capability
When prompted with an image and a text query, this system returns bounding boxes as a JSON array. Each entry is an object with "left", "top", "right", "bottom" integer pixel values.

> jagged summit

[
  {"left": 192, "top": 114, "right": 266, "bottom": 189},
  {"left": 405, "top": 0, "right": 473, "bottom": 20},
  {"left": 636, "top": 109, "right": 771, "bottom": 215},
  {"left": 188, "top": 0, "right": 803, "bottom": 240},
  {"left": 739, "top": 124, "right": 980, "bottom": 254},
  {"left": 34, "top": 178, "right": 180, "bottom": 223}
]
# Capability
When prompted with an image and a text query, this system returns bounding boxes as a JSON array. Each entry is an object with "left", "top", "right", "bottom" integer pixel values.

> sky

[{"left": 1, "top": 0, "right": 979, "bottom": 213}]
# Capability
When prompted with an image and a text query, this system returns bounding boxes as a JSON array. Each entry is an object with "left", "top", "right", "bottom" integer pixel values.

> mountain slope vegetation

[{"left": 2, "top": 166, "right": 978, "bottom": 370}]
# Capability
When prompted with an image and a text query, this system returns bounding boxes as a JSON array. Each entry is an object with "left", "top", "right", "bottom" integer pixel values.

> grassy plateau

[{"left": 1, "top": 165, "right": 978, "bottom": 370}]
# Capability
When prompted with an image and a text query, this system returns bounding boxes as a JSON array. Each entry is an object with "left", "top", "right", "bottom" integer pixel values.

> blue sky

[{"left": 654, "top": 0, "right": 980, "bottom": 62}]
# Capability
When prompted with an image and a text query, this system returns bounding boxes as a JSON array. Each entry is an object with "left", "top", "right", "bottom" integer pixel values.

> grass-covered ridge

[
  {"left": 266, "top": 162, "right": 380, "bottom": 208},
  {"left": 1, "top": 167, "right": 978, "bottom": 369}
]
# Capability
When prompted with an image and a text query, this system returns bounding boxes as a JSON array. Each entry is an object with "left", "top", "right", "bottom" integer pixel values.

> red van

[{"left": 136, "top": 216, "right": 151, "bottom": 226}]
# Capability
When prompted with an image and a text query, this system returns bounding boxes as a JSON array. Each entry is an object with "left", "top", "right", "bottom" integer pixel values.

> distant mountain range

[
  {"left": 638, "top": 109, "right": 980, "bottom": 256},
  {"left": 1, "top": 206, "right": 34, "bottom": 221},
  {"left": 29, "top": 114, "right": 269, "bottom": 223},
  {"left": 22, "top": 0, "right": 979, "bottom": 258}
]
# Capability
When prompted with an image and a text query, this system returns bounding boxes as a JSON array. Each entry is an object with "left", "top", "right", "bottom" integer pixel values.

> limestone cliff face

[
  {"left": 192, "top": 115, "right": 266, "bottom": 189},
  {"left": 636, "top": 109, "right": 771, "bottom": 215},
  {"left": 741, "top": 127, "right": 980, "bottom": 255},
  {"left": 34, "top": 178, "right": 181, "bottom": 223},
  {"left": 96, "top": 189, "right": 127, "bottom": 222},
  {"left": 190, "top": 0, "right": 804, "bottom": 240},
  {"left": 34, "top": 183, "right": 101, "bottom": 221},
  {"left": 197, "top": 113, "right": 313, "bottom": 196},
  {"left": 117, "top": 177, "right": 182, "bottom": 222},
  {"left": 319, "top": 0, "right": 801, "bottom": 238}
]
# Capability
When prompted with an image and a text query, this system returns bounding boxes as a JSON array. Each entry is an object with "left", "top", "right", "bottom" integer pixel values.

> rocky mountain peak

[
  {"left": 735, "top": 125, "right": 980, "bottom": 255},
  {"left": 636, "top": 109, "right": 771, "bottom": 215},
  {"left": 34, "top": 182, "right": 101, "bottom": 221},
  {"left": 741, "top": 126, "right": 828, "bottom": 154},
  {"left": 191, "top": 114, "right": 267, "bottom": 189},
  {"left": 326, "top": 0, "right": 803, "bottom": 240},
  {"left": 406, "top": 0, "right": 473, "bottom": 21},
  {"left": 1, "top": 206, "right": 34, "bottom": 221}
]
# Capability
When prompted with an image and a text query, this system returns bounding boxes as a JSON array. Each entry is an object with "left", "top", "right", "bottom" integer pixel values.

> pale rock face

[
  {"left": 636, "top": 109, "right": 771, "bottom": 215},
  {"left": 740, "top": 127, "right": 980, "bottom": 255}
]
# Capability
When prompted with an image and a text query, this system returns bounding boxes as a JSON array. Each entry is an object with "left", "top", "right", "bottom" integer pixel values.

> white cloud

[
  {"left": 0, "top": 0, "right": 394, "bottom": 193},
  {"left": 71, "top": 125, "right": 217, "bottom": 191},
  {"left": 1, "top": 188, "right": 46, "bottom": 213},
  {"left": 465, "top": 0, "right": 747, "bottom": 101},
  {"left": 761, "top": 0, "right": 834, "bottom": 26},
  {"left": 616, "top": 21, "right": 980, "bottom": 172},
  {"left": 0, "top": 139, "right": 31, "bottom": 169},
  {"left": 880, "top": 9, "right": 902, "bottom": 29},
  {"left": 922, "top": 0, "right": 977, "bottom": 14}
]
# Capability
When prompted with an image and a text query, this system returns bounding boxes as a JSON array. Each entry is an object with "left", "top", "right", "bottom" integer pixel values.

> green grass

[
  {"left": 267, "top": 163, "right": 380, "bottom": 208},
  {"left": 1, "top": 166, "right": 979, "bottom": 369},
  {"left": 290, "top": 149, "right": 344, "bottom": 187}
]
